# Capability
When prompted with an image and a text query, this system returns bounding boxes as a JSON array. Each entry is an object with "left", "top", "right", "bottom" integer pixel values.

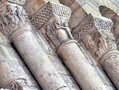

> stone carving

[
  {"left": 31, "top": 2, "right": 53, "bottom": 30},
  {"left": 1, "top": 0, "right": 26, "bottom": 5},
  {"left": 72, "top": 14, "right": 101, "bottom": 59},
  {"left": 94, "top": 17, "right": 115, "bottom": 58},
  {"left": 0, "top": 1, "right": 72, "bottom": 90},
  {"left": 6, "top": 78, "right": 27, "bottom": 90},
  {"left": 99, "top": 6, "right": 119, "bottom": 50},
  {"left": 31, "top": 2, "right": 73, "bottom": 50},
  {"left": 29, "top": 2, "right": 81, "bottom": 90},
  {"left": 51, "top": 3, "right": 73, "bottom": 42},
  {"left": 51, "top": 3, "right": 115, "bottom": 90},
  {"left": 0, "top": 2, "right": 28, "bottom": 38},
  {"left": 45, "top": 24, "right": 60, "bottom": 50},
  {"left": 94, "top": 17, "right": 117, "bottom": 50},
  {"left": 72, "top": 13, "right": 119, "bottom": 89},
  {"left": 72, "top": 14, "right": 118, "bottom": 60},
  {"left": 51, "top": 3, "right": 71, "bottom": 27},
  {"left": 93, "top": 16, "right": 119, "bottom": 89},
  {"left": 94, "top": 17, "right": 113, "bottom": 30}
]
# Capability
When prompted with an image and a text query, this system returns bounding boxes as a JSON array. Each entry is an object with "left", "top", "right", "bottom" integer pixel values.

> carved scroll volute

[{"left": 0, "top": 1, "right": 29, "bottom": 40}]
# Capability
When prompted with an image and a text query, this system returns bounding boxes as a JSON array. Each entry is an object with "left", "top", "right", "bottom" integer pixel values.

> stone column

[
  {"left": 30, "top": 2, "right": 81, "bottom": 90},
  {"left": 71, "top": 11, "right": 119, "bottom": 89},
  {"left": 0, "top": 32, "right": 40, "bottom": 90},
  {"left": 93, "top": 16, "right": 119, "bottom": 89},
  {"left": 45, "top": 3, "right": 115, "bottom": 90},
  {"left": 0, "top": 0, "right": 70, "bottom": 90},
  {"left": 99, "top": 7, "right": 119, "bottom": 89},
  {"left": 59, "top": 0, "right": 116, "bottom": 89}
]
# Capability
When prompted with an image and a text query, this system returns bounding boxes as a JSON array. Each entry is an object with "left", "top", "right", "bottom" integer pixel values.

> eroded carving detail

[
  {"left": 30, "top": 2, "right": 53, "bottom": 30},
  {"left": 72, "top": 15, "right": 101, "bottom": 59},
  {"left": 94, "top": 17, "right": 117, "bottom": 50},
  {"left": 50, "top": 3, "right": 116, "bottom": 90},
  {"left": 31, "top": 2, "right": 72, "bottom": 50},
  {"left": 0, "top": 2, "right": 28, "bottom": 37},
  {"left": 72, "top": 14, "right": 118, "bottom": 60},
  {"left": 51, "top": 3, "right": 73, "bottom": 42},
  {"left": 99, "top": 6, "right": 119, "bottom": 49},
  {"left": 6, "top": 78, "right": 27, "bottom": 90},
  {"left": 94, "top": 17, "right": 113, "bottom": 30}
]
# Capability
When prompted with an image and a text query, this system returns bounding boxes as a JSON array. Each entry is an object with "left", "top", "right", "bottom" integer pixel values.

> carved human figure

[
  {"left": 82, "top": 34, "right": 98, "bottom": 57},
  {"left": 50, "top": 3, "right": 115, "bottom": 90},
  {"left": 6, "top": 5, "right": 20, "bottom": 33}
]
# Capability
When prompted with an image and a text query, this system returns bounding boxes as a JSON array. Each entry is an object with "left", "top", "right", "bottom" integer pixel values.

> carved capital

[
  {"left": 94, "top": 17, "right": 117, "bottom": 50},
  {"left": 0, "top": 1, "right": 28, "bottom": 38},
  {"left": 72, "top": 14, "right": 118, "bottom": 61},
  {"left": 31, "top": 3, "right": 73, "bottom": 50}
]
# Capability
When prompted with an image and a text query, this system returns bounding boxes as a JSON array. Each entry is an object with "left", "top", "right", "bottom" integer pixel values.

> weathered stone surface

[
  {"left": 59, "top": 0, "right": 87, "bottom": 29},
  {"left": 59, "top": 0, "right": 75, "bottom": 7},
  {"left": 99, "top": 6, "right": 119, "bottom": 89},
  {"left": 30, "top": 2, "right": 80, "bottom": 90},
  {"left": 57, "top": 40, "right": 114, "bottom": 90},
  {"left": 31, "top": 2, "right": 115, "bottom": 90},
  {"left": 99, "top": 6, "right": 119, "bottom": 49},
  {"left": 71, "top": 12, "right": 118, "bottom": 89},
  {"left": 33, "top": 28, "right": 80, "bottom": 90},
  {"left": 0, "top": 0, "right": 71, "bottom": 90},
  {"left": 59, "top": 0, "right": 117, "bottom": 89},
  {"left": 0, "top": 32, "right": 40, "bottom": 90},
  {"left": 24, "top": 0, "right": 45, "bottom": 17}
]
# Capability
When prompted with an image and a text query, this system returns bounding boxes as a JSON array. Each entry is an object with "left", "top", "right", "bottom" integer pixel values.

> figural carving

[{"left": 0, "top": 1, "right": 28, "bottom": 38}]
